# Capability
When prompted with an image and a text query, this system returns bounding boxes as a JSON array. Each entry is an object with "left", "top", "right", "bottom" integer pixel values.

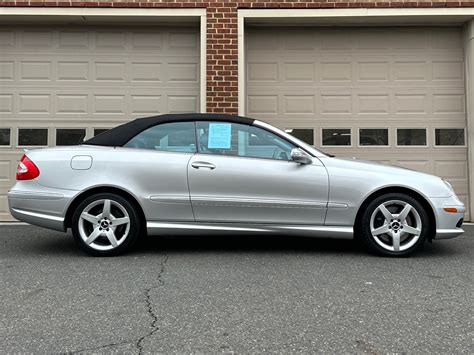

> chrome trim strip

[
  {"left": 8, "top": 190, "right": 64, "bottom": 201},
  {"left": 191, "top": 196, "right": 327, "bottom": 209},
  {"left": 327, "top": 202, "right": 349, "bottom": 209},
  {"left": 150, "top": 195, "right": 191, "bottom": 204},
  {"left": 147, "top": 222, "right": 353, "bottom": 239},
  {"left": 278, "top": 225, "right": 352, "bottom": 233},
  {"left": 147, "top": 222, "right": 270, "bottom": 232},
  {"left": 11, "top": 208, "right": 64, "bottom": 222},
  {"left": 435, "top": 228, "right": 465, "bottom": 240}
]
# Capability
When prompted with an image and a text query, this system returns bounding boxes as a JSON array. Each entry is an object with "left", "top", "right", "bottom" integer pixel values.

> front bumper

[
  {"left": 8, "top": 181, "right": 77, "bottom": 232},
  {"left": 430, "top": 195, "right": 465, "bottom": 240}
]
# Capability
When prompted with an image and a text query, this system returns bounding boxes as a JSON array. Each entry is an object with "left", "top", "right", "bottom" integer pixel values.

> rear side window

[{"left": 124, "top": 122, "right": 196, "bottom": 153}]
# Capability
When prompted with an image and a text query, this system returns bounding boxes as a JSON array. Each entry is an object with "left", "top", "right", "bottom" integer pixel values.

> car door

[
  {"left": 188, "top": 121, "right": 329, "bottom": 225},
  {"left": 121, "top": 121, "right": 197, "bottom": 221}
]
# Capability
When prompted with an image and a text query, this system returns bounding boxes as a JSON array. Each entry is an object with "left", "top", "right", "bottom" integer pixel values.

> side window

[
  {"left": 196, "top": 121, "right": 295, "bottom": 161},
  {"left": 124, "top": 122, "right": 196, "bottom": 153}
]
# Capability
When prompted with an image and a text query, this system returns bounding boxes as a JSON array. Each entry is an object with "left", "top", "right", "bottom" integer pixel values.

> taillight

[{"left": 16, "top": 154, "right": 40, "bottom": 180}]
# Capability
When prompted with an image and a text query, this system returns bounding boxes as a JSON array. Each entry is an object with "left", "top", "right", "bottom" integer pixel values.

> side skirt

[{"left": 146, "top": 222, "right": 353, "bottom": 239}]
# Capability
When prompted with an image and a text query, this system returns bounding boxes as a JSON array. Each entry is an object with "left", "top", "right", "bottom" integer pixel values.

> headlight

[{"left": 443, "top": 179, "right": 454, "bottom": 192}]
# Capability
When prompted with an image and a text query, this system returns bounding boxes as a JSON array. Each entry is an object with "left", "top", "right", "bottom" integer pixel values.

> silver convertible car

[{"left": 8, "top": 113, "right": 465, "bottom": 257}]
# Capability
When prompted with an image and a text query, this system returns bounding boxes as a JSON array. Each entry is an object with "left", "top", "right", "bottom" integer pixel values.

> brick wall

[{"left": 1, "top": 0, "right": 471, "bottom": 114}]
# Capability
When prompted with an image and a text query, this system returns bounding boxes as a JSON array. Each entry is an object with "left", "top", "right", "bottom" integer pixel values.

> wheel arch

[
  {"left": 354, "top": 186, "right": 437, "bottom": 241},
  {"left": 64, "top": 186, "right": 146, "bottom": 230}
]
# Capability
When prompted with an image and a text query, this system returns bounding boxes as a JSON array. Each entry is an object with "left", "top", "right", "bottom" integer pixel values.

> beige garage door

[
  {"left": 0, "top": 25, "right": 200, "bottom": 221},
  {"left": 246, "top": 26, "right": 469, "bottom": 220}
]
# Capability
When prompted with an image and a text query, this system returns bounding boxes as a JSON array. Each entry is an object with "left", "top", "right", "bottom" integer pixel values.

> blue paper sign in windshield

[{"left": 208, "top": 123, "right": 231, "bottom": 149}]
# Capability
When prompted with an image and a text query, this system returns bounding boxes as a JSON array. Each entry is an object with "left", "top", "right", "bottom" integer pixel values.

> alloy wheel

[
  {"left": 78, "top": 199, "right": 131, "bottom": 251},
  {"left": 369, "top": 200, "right": 422, "bottom": 252}
]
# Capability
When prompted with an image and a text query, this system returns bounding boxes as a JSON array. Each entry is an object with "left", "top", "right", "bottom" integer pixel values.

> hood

[
  {"left": 319, "top": 156, "right": 452, "bottom": 198},
  {"left": 330, "top": 156, "right": 432, "bottom": 176}
]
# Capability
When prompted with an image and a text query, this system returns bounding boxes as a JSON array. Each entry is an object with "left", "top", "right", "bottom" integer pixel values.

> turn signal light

[
  {"left": 443, "top": 207, "right": 458, "bottom": 213},
  {"left": 16, "top": 154, "right": 40, "bottom": 181}
]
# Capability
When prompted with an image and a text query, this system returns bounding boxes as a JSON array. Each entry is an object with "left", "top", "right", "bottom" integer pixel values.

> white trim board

[
  {"left": 0, "top": 7, "right": 206, "bottom": 17},
  {"left": 0, "top": 7, "right": 207, "bottom": 113},
  {"left": 239, "top": 8, "right": 474, "bottom": 20}
]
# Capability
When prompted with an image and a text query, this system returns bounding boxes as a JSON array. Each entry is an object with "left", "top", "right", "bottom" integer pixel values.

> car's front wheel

[
  {"left": 71, "top": 193, "right": 141, "bottom": 256},
  {"left": 360, "top": 193, "right": 430, "bottom": 257}
]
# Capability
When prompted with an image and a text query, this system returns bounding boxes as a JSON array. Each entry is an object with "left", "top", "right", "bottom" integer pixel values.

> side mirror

[{"left": 291, "top": 148, "right": 312, "bottom": 165}]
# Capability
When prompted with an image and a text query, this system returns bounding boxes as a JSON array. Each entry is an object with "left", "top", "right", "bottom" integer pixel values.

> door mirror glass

[{"left": 291, "top": 148, "right": 312, "bottom": 165}]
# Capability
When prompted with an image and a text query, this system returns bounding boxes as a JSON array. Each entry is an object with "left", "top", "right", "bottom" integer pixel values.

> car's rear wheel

[
  {"left": 360, "top": 193, "right": 430, "bottom": 257},
  {"left": 71, "top": 193, "right": 140, "bottom": 256}
]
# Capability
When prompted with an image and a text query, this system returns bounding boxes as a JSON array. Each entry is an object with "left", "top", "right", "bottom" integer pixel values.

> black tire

[
  {"left": 71, "top": 193, "right": 141, "bottom": 256},
  {"left": 359, "top": 193, "right": 430, "bottom": 257}
]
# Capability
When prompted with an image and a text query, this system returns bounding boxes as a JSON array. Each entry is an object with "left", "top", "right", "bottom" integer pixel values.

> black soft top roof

[{"left": 83, "top": 113, "right": 255, "bottom": 147}]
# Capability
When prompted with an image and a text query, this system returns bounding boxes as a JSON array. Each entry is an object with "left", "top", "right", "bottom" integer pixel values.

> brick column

[{"left": 206, "top": 3, "right": 239, "bottom": 114}]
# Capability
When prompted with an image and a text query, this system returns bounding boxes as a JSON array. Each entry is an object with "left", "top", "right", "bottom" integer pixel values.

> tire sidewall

[
  {"left": 360, "top": 193, "right": 429, "bottom": 257},
  {"left": 71, "top": 193, "right": 141, "bottom": 256}
]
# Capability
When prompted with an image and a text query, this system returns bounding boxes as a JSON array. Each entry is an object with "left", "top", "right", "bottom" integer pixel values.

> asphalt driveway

[{"left": 1, "top": 224, "right": 472, "bottom": 354}]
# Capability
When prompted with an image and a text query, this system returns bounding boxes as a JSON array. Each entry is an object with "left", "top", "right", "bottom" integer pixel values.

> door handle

[{"left": 191, "top": 161, "right": 216, "bottom": 170}]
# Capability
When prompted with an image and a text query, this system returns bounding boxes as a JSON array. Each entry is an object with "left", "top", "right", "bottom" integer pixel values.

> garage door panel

[
  {"left": 320, "top": 94, "right": 352, "bottom": 115},
  {"left": 130, "top": 62, "right": 162, "bottom": 83},
  {"left": 320, "top": 61, "right": 352, "bottom": 82},
  {"left": 167, "top": 62, "right": 199, "bottom": 83},
  {"left": 432, "top": 28, "right": 464, "bottom": 50},
  {"left": 433, "top": 60, "right": 464, "bottom": 82},
  {"left": 321, "top": 31, "right": 353, "bottom": 50},
  {"left": 283, "top": 62, "right": 316, "bottom": 82},
  {"left": 1, "top": 55, "right": 198, "bottom": 86},
  {"left": 0, "top": 30, "right": 15, "bottom": 47},
  {"left": 432, "top": 94, "right": 465, "bottom": 115},
  {"left": 0, "top": 60, "right": 14, "bottom": 80},
  {"left": 248, "top": 62, "right": 279, "bottom": 82},
  {"left": 168, "top": 95, "right": 199, "bottom": 113},
  {"left": 247, "top": 95, "right": 279, "bottom": 115},
  {"left": 56, "top": 94, "right": 89, "bottom": 115},
  {"left": 283, "top": 95, "right": 316, "bottom": 115},
  {"left": 393, "top": 94, "right": 428, "bottom": 115},
  {"left": 0, "top": 25, "right": 200, "bottom": 221},
  {"left": 2, "top": 89, "right": 200, "bottom": 121},
  {"left": 249, "top": 90, "right": 468, "bottom": 122},
  {"left": 57, "top": 61, "right": 90, "bottom": 81},
  {"left": 0, "top": 94, "right": 13, "bottom": 114},
  {"left": 434, "top": 160, "right": 468, "bottom": 180},
  {"left": 130, "top": 95, "right": 163, "bottom": 115},
  {"left": 57, "top": 30, "right": 90, "bottom": 49},
  {"left": 17, "top": 94, "right": 51, "bottom": 114},
  {"left": 130, "top": 31, "right": 162, "bottom": 49},
  {"left": 356, "top": 94, "right": 390, "bottom": 115},
  {"left": 249, "top": 57, "right": 464, "bottom": 88},
  {"left": 393, "top": 60, "right": 429, "bottom": 82},
  {"left": 247, "top": 26, "right": 469, "bottom": 220},
  {"left": 357, "top": 61, "right": 390, "bottom": 82}
]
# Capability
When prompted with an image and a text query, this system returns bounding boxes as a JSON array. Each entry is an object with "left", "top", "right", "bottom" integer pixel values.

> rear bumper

[
  {"left": 9, "top": 207, "right": 65, "bottom": 232},
  {"left": 430, "top": 195, "right": 465, "bottom": 240},
  {"left": 8, "top": 181, "right": 77, "bottom": 232}
]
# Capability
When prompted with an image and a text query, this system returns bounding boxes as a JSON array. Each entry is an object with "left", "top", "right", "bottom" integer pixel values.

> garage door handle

[{"left": 191, "top": 161, "right": 216, "bottom": 170}]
